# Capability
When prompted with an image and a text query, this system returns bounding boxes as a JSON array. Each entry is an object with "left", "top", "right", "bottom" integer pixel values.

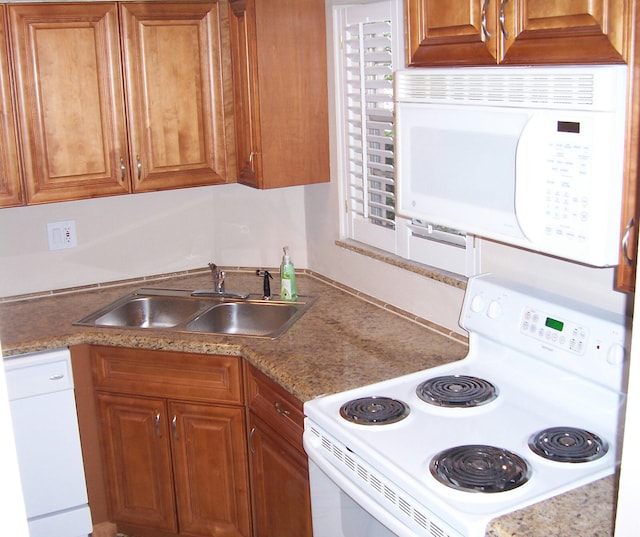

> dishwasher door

[{"left": 4, "top": 348, "right": 92, "bottom": 537}]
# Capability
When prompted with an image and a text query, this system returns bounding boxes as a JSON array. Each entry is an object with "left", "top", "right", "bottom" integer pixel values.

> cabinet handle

[
  {"left": 136, "top": 156, "right": 142, "bottom": 180},
  {"left": 249, "top": 427, "right": 256, "bottom": 455},
  {"left": 248, "top": 150, "right": 257, "bottom": 172},
  {"left": 622, "top": 217, "right": 635, "bottom": 266},
  {"left": 171, "top": 415, "right": 178, "bottom": 440},
  {"left": 48, "top": 374, "right": 64, "bottom": 381},
  {"left": 481, "top": 0, "right": 491, "bottom": 40},
  {"left": 499, "top": 0, "right": 509, "bottom": 40},
  {"left": 120, "top": 157, "right": 126, "bottom": 180},
  {"left": 274, "top": 401, "right": 291, "bottom": 417},
  {"left": 155, "top": 411, "right": 162, "bottom": 438}
]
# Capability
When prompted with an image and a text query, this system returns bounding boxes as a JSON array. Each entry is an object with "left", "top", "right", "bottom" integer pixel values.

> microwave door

[{"left": 396, "top": 105, "right": 530, "bottom": 244}]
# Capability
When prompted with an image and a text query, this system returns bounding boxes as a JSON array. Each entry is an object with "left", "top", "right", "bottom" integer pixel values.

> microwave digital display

[{"left": 558, "top": 121, "right": 580, "bottom": 133}]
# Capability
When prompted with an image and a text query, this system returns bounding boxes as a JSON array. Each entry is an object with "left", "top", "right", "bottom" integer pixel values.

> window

[{"left": 330, "top": 0, "right": 476, "bottom": 277}]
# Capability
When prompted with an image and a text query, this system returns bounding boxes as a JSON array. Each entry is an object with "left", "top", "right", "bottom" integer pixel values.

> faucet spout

[{"left": 208, "top": 263, "right": 225, "bottom": 293}]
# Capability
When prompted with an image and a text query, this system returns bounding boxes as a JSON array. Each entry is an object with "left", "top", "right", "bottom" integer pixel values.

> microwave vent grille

[{"left": 395, "top": 66, "right": 625, "bottom": 111}]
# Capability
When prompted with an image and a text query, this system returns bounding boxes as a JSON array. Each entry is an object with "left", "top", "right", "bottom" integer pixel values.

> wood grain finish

[
  {"left": 229, "top": 0, "right": 329, "bottom": 188},
  {"left": 0, "top": 6, "right": 23, "bottom": 208},
  {"left": 92, "top": 346, "right": 250, "bottom": 537},
  {"left": 407, "top": 0, "right": 627, "bottom": 66},
  {"left": 245, "top": 363, "right": 312, "bottom": 537},
  {"left": 120, "top": 2, "right": 232, "bottom": 192},
  {"left": 9, "top": 3, "right": 130, "bottom": 204}
]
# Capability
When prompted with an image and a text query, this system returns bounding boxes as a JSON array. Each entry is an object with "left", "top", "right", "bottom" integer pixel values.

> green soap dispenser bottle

[{"left": 280, "top": 246, "right": 297, "bottom": 300}]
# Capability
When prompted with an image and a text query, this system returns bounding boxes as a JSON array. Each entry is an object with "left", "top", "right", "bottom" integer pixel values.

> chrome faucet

[{"left": 209, "top": 263, "right": 225, "bottom": 293}]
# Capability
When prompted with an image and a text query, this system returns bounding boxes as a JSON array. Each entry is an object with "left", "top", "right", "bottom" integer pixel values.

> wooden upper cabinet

[
  {"left": 228, "top": 0, "right": 329, "bottom": 188},
  {"left": 7, "top": 2, "right": 233, "bottom": 206},
  {"left": 9, "top": 3, "right": 130, "bottom": 204},
  {"left": 119, "top": 2, "right": 234, "bottom": 192},
  {"left": 0, "top": 6, "right": 23, "bottom": 208},
  {"left": 407, "top": 0, "right": 627, "bottom": 67}
]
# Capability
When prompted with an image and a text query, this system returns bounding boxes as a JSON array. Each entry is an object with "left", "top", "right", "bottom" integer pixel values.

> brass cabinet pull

[
  {"left": 499, "top": 0, "right": 509, "bottom": 39},
  {"left": 622, "top": 217, "right": 635, "bottom": 266},
  {"left": 120, "top": 157, "right": 126, "bottom": 180},
  {"left": 155, "top": 411, "right": 161, "bottom": 438},
  {"left": 481, "top": 0, "right": 491, "bottom": 40},
  {"left": 136, "top": 155, "right": 142, "bottom": 180},
  {"left": 274, "top": 401, "right": 291, "bottom": 417}
]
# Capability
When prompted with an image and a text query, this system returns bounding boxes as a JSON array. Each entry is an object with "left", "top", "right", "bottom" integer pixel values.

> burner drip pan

[
  {"left": 340, "top": 396, "right": 410, "bottom": 425},
  {"left": 529, "top": 427, "right": 608, "bottom": 463},
  {"left": 417, "top": 375, "right": 498, "bottom": 407},
  {"left": 430, "top": 445, "right": 531, "bottom": 493}
]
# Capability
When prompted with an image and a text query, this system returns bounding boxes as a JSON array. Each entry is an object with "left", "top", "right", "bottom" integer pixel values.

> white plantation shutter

[
  {"left": 333, "top": 0, "right": 476, "bottom": 276},
  {"left": 345, "top": 19, "right": 394, "bottom": 229}
]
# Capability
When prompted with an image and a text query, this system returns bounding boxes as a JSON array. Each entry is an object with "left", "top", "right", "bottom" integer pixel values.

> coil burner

[
  {"left": 339, "top": 396, "right": 410, "bottom": 425},
  {"left": 417, "top": 375, "right": 498, "bottom": 408},
  {"left": 430, "top": 445, "right": 531, "bottom": 493},
  {"left": 529, "top": 427, "right": 608, "bottom": 463}
]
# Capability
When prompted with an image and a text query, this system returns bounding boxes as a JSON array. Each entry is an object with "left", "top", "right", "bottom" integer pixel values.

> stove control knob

[
  {"left": 607, "top": 344, "right": 625, "bottom": 365},
  {"left": 487, "top": 300, "right": 502, "bottom": 319},
  {"left": 470, "top": 295, "right": 485, "bottom": 313}
]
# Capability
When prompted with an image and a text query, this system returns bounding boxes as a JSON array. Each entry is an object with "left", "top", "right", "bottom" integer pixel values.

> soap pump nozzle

[{"left": 256, "top": 269, "right": 273, "bottom": 300}]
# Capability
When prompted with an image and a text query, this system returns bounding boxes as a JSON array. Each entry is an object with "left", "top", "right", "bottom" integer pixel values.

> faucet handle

[{"left": 256, "top": 269, "right": 273, "bottom": 299}]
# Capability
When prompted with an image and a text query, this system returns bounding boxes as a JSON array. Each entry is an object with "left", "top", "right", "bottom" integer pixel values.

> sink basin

[
  {"left": 186, "top": 301, "right": 303, "bottom": 338},
  {"left": 75, "top": 288, "right": 317, "bottom": 339},
  {"left": 92, "top": 296, "right": 205, "bottom": 329}
]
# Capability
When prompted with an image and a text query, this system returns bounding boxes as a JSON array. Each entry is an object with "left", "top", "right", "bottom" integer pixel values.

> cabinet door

[
  {"left": 96, "top": 393, "right": 177, "bottom": 532},
  {"left": 406, "top": 0, "right": 498, "bottom": 66},
  {"left": 407, "top": 0, "right": 626, "bottom": 66},
  {"left": 170, "top": 401, "right": 251, "bottom": 537},
  {"left": 0, "top": 6, "right": 23, "bottom": 208},
  {"left": 248, "top": 413, "right": 312, "bottom": 537},
  {"left": 9, "top": 3, "right": 130, "bottom": 204},
  {"left": 229, "top": 0, "right": 329, "bottom": 188},
  {"left": 502, "top": 0, "right": 626, "bottom": 64},
  {"left": 120, "top": 2, "right": 232, "bottom": 192}
]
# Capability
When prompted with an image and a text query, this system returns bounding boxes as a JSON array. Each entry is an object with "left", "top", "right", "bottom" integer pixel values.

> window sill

[{"left": 335, "top": 239, "right": 468, "bottom": 290}]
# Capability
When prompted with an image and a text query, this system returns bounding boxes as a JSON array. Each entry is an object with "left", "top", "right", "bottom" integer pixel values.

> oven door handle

[{"left": 303, "top": 431, "right": 451, "bottom": 537}]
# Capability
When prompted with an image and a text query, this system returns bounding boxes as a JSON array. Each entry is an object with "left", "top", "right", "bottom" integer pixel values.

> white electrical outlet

[{"left": 47, "top": 220, "right": 78, "bottom": 250}]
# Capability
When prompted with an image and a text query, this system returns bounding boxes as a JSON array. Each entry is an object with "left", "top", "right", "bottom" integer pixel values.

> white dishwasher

[{"left": 4, "top": 348, "right": 92, "bottom": 537}]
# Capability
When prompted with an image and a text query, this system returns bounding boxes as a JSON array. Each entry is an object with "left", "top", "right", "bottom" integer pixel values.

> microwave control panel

[{"left": 514, "top": 109, "right": 624, "bottom": 266}]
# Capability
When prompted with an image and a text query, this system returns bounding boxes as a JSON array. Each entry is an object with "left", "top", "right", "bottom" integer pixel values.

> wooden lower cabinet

[
  {"left": 245, "top": 363, "right": 312, "bottom": 537},
  {"left": 92, "top": 346, "right": 251, "bottom": 537}
]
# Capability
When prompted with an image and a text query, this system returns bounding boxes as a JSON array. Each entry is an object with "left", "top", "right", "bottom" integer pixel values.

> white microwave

[{"left": 394, "top": 65, "right": 628, "bottom": 267}]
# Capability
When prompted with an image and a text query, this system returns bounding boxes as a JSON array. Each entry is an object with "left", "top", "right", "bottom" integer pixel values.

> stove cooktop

[{"left": 303, "top": 274, "right": 628, "bottom": 537}]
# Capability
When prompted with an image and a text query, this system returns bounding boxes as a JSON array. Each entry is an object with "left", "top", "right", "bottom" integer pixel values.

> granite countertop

[{"left": 0, "top": 269, "right": 617, "bottom": 536}]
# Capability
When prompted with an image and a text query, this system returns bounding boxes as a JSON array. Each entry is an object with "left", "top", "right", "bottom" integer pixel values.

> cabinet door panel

[
  {"left": 0, "top": 6, "right": 23, "bottom": 208},
  {"left": 503, "top": 0, "right": 625, "bottom": 64},
  {"left": 170, "top": 401, "right": 251, "bottom": 537},
  {"left": 9, "top": 3, "right": 130, "bottom": 204},
  {"left": 229, "top": 0, "right": 329, "bottom": 188},
  {"left": 248, "top": 413, "right": 312, "bottom": 537},
  {"left": 406, "top": 0, "right": 497, "bottom": 66},
  {"left": 96, "top": 393, "right": 177, "bottom": 532},
  {"left": 120, "top": 2, "right": 232, "bottom": 192}
]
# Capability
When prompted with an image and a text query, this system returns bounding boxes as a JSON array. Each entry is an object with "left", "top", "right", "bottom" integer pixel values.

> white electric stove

[{"left": 303, "top": 273, "right": 628, "bottom": 537}]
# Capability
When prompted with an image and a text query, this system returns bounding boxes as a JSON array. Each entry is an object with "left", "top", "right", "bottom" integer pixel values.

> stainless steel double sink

[{"left": 75, "top": 288, "right": 317, "bottom": 339}]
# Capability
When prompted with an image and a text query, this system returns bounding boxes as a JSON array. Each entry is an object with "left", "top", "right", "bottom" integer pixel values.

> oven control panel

[
  {"left": 460, "top": 273, "right": 628, "bottom": 392},
  {"left": 520, "top": 308, "right": 587, "bottom": 355}
]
